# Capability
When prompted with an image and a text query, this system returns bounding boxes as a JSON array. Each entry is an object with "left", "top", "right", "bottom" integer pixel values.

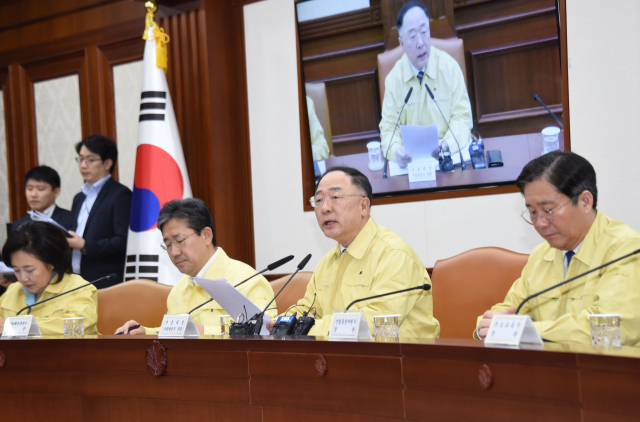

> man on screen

[
  {"left": 379, "top": 1, "right": 472, "bottom": 168},
  {"left": 268, "top": 166, "right": 439, "bottom": 338},
  {"left": 116, "top": 198, "right": 276, "bottom": 336},
  {"left": 475, "top": 151, "right": 640, "bottom": 345}
]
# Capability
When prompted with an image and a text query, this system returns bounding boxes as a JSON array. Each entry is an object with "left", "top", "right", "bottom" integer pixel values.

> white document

[
  {"left": 400, "top": 124, "right": 440, "bottom": 162},
  {"left": 195, "top": 277, "right": 272, "bottom": 335},
  {"left": 0, "top": 261, "right": 14, "bottom": 278},
  {"left": 27, "top": 210, "right": 70, "bottom": 233},
  {"left": 388, "top": 160, "right": 409, "bottom": 177}
]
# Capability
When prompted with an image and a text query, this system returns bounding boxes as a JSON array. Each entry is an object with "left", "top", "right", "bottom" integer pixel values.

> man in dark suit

[
  {"left": 68, "top": 135, "right": 132, "bottom": 289},
  {"left": 11, "top": 166, "right": 74, "bottom": 232}
]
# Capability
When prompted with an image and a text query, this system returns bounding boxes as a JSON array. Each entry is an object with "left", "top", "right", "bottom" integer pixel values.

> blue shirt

[
  {"left": 72, "top": 175, "right": 111, "bottom": 273},
  {"left": 21, "top": 271, "right": 57, "bottom": 310}
]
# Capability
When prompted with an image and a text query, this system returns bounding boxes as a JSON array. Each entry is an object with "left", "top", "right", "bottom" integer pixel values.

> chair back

[
  {"left": 97, "top": 279, "right": 172, "bottom": 334},
  {"left": 270, "top": 272, "right": 313, "bottom": 315},
  {"left": 431, "top": 247, "right": 529, "bottom": 339},
  {"left": 304, "top": 82, "right": 333, "bottom": 156},
  {"left": 377, "top": 38, "right": 467, "bottom": 103}
]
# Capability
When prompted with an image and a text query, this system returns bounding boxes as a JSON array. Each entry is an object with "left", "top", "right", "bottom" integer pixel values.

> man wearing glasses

[
  {"left": 475, "top": 151, "right": 640, "bottom": 345},
  {"left": 268, "top": 166, "right": 439, "bottom": 338},
  {"left": 68, "top": 135, "right": 132, "bottom": 288},
  {"left": 379, "top": 1, "right": 472, "bottom": 168},
  {"left": 116, "top": 198, "right": 276, "bottom": 335}
]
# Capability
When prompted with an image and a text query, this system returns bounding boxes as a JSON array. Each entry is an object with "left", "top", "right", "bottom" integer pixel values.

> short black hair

[
  {"left": 2, "top": 221, "right": 72, "bottom": 284},
  {"left": 24, "top": 166, "right": 61, "bottom": 190},
  {"left": 75, "top": 134, "right": 118, "bottom": 173},
  {"left": 516, "top": 150, "right": 598, "bottom": 209},
  {"left": 157, "top": 198, "right": 217, "bottom": 246},
  {"left": 316, "top": 166, "right": 373, "bottom": 206},
  {"left": 397, "top": 1, "right": 429, "bottom": 31}
]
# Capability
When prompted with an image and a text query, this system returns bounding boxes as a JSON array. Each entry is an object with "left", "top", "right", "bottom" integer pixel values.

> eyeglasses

[
  {"left": 75, "top": 157, "right": 103, "bottom": 165},
  {"left": 160, "top": 232, "right": 197, "bottom": 250},
  {"left": 309, "top": 193, "right": 366, "bottom": 208},
  {"left": 521, "top": 197, "right": 576, "bottom": 225}
]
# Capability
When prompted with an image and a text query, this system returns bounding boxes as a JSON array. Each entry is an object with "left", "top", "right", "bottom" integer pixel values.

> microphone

[
  {"left": 515, "top": 248, "right": 640, "bottom": 314},
  {"left": 383, "top": 87, "right": 413, "bottom": 179},
  {"left": 188, "top": 254, "right": 294, "bottom": 314},
  {"left": 248, "top": 254, "right": 312, "bottom": 335},
  {"left": 425, "top": 84, "right": 467, "bottom": 170},
  {"left": 533, "top": 94, "right": 564, "bottom": 129},
  {"left": 16, "top": 273, "right": 116, "bottom": 316},
  {"left": 345, "top": 284, "right": 431, "bottom": 311}
]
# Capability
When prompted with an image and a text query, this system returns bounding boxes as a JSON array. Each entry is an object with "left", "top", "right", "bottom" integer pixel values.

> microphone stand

[{"left": 345, "top": 284, "right": 431, "bottom": 311}]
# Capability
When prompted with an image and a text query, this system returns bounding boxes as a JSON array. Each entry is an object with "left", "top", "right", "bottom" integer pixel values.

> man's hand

[
  {"left": 115, "top": 320, "right": 145, "bottom": 335},
  {"left": 478, "top": 306, "right": 516, "bottom": 338},
  {"left": 396, "top": 146, "right": 412, "bottom": 168},
  {"left": 66, "top": 231, "right": 86, "bottom": 250},
  {"left": 266, "top": 321, "right": 275, "bottom": 331},
  {"left": 0, "top": 276, "right": 14, "bottom": 289}
]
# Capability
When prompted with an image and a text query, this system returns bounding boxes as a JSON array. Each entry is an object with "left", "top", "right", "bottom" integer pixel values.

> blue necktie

[
  {"left": 565, "top": 251, "right": 575, "bottom": 267},
  {"left": 417, "top": 70, "right": 424, "bottom": 83}
]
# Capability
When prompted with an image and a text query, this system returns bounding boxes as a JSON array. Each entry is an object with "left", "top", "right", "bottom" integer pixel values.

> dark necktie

[
  {"left": 417, "top": 70, "right": 424, "bottom": 83},
  {"left": 565, "top": 250, "right": 575, "bottom": 268}
]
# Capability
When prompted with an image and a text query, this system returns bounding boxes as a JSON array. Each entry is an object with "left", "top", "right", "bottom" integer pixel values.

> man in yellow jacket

[
  {"left": 380, "top": 1, "right": 472, "bottom": 168},
  {"left": 269, "top": 166, "right": 439, "bottom": 338},
  {"left": 306, "top": 96, "right": 330, "bottom": 162},
  {"left": 475, "top": 151, "right": 640, "bottom": 345},
  {"left": 116, "top": 198, "right": 276, "bottom": 335}
]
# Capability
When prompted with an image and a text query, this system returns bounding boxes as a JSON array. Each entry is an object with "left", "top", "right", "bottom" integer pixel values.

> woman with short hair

[{"left": 0, "top": 221, "right": 98, "bottom": 335}]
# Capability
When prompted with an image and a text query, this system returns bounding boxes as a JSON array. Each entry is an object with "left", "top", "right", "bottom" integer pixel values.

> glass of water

[
  {"left": 590, "top": 314, "right": 621, "bottom": 347},
  {"left": 374, "top": 314, "right": 400, "bottom": 338},
  {"left": 63, "top": 317, "right": 85, "bottom": 337},
  {"left": 220, "top": 315, "right": 233, "bottom": 335}
]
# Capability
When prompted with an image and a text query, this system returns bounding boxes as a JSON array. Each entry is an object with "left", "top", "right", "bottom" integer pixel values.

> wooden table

[
  {"left": 0, "top": 335, "right": 637, "bottom": 421},
  {"left": 325, "top": 132, "right": 565, "bottom": 195}
]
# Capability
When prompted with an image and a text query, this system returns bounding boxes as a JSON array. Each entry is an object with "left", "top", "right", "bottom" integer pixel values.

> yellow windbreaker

[
  {"left": 475, "top": 211, "right": 640, "bottom": 345},
  {"left": 286, "top": 217, "right": 440, "bottom": 338},
  {"left": 0, "top": 272, "right": 98, "bottom": 335},
  {"left": 144, "top": 247, "right": 276, "bottom": 335},
  {"left": 307, "top": 96, "right": 330, "bottom": 161}
]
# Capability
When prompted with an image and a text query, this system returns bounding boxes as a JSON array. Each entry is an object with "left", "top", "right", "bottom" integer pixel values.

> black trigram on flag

[
  {"left": 125, "top": 254, "right": 160, "bottom": 282},
  {"left": 139, "top": 91, "right": 166, "bottom": 122}
]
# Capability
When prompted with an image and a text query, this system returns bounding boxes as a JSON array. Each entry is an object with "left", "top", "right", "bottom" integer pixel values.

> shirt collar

[
  {"left": 81, "top": 174, "right": 111, "bottom": 196},
  {"left": 29, "top": 204, "right": 56, "bottom": 221},
  {"left": 408, "top": 59, "right": 425, "bottom": 79},
  {"left": 190, "top": 247, "right": 219, "bottom": 285},
  {"left": 402, "top": 46, "right": 436, "bottom": 84},
  {"left": 332, "top": 217, "right": 377, "bottom": 260}
]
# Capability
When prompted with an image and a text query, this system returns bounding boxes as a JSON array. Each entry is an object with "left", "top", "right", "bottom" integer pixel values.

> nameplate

[
  {"left": 484, "top": 314, "right": 543, "bottom": 347},
  {"left": 329, "top": 311, "right": 372, "bottom": 340},
  {"left": 407, "top": 160, "right": 437, "bottom": 183},
  {"left": 1, "top": 315, "right": 42, "bottom": 339},
  {"left": 158, "top": 314, "right": 200, "bottom": 338}
]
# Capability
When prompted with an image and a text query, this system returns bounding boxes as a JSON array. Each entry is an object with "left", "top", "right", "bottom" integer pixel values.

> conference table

[
  {"left": 325, "top": 132, "right": 565, "bottom": 195},
  {"left": 1, "top": 335, "right": 638, "bottom": 421}
]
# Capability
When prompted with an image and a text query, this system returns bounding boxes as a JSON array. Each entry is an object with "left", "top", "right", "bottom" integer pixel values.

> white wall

[
  {"left": 245, "top": 0, "right": 640, "bottom": 274},
  {"left": 296, "top": 0, "right": 370, "bottom": 22}
]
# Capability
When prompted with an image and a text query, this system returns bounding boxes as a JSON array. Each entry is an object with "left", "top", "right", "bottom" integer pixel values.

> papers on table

[
  {"left": 195, "top": 277, "right": 272, "bottom": 335},
  {"left": 388, "top": 160, "right": 409, "bottom": 177},
  {"left": 400, "top": 124, "right": 440, "bottom": 162},
  {"left": 27, "top": 210, "right": 70, "bottom": 233}
]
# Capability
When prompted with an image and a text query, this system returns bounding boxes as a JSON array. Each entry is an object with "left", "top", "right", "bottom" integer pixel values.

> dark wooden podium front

[{"left": 0, "top": 336, "right": 638, "bottom": 421}]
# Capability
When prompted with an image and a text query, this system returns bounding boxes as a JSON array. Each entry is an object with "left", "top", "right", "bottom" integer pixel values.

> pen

[{"left": 115, "top": 324, "right": 141, "bottom": 335}]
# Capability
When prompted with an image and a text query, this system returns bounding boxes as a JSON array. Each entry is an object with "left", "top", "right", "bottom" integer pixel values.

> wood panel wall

[
  {"left": 0, "top": 0, "right": 256, "bottom": 267},
  {"left": 298, "top": 0, "right": 564, "bottom": 156}
]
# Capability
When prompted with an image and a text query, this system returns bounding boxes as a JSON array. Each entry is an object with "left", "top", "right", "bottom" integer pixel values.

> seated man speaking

[
  {"left": 379, "top": 1, "right": 472, "bottom": 168},
  {"left": 269, "top": 166, "right": 439, "bottom": 337},
  {"left": 116, "top": 198, "right": 276, "bottom": 335},
  {"left": 475, "top": 151, "right": 640, "bottom": 345}
]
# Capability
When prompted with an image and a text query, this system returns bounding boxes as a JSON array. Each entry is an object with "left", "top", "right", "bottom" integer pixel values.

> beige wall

[{"left": 244, "top": 0, "right": 640, "bottom": 274}]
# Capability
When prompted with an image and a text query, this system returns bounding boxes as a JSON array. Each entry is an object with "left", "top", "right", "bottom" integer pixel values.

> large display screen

[{"left": 296, "top": 0, "right": 565, "bottom": 197}]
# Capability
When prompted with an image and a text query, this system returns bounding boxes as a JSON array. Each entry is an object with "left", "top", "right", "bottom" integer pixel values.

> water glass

[
  {"left": 541, "top": 126, "right": 561, "bottom": 155},
  {"left": 374, "top": 314, "right": 400, "bottom": 338},
  {"left": 63, "top": 317, "right": 85, "bottom": 337},
  {"left": 367, "top": 141, "right": 384, "bottom": 171},
  {"left": 220, "top": 315, "right": 233, "bottom": 335},
  {"left": 590, "top": 314, "right": 621, "bottom": 347}
]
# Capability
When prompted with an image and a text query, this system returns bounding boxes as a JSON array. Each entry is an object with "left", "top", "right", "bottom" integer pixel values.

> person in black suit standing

[
  {"left": 10, "top": 166, "right": 74, "bottom": 232},
  {"left": 67, "top": 135, "right": 132, "bottom": 289},
  {"left": 2, "top": 166, "right": 74, "bottom": 292}
]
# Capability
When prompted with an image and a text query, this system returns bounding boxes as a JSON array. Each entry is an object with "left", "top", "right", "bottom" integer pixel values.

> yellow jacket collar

[
  {"left": 401, "top": 46, "right": 438, "bottom": 84},
  {"left": 332, "top": 217, "right": 377, "bottom": 260},
  {"left": 542, "top": 210, "right": 601, "bottom": 265},
  {"left": 178, "top": 247, "right": 232, "bottom": 290}
]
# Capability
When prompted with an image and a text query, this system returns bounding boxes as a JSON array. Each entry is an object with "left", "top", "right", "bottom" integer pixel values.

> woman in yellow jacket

[{"left": 0, "top": 221, "right": 98, "bottom": 335}]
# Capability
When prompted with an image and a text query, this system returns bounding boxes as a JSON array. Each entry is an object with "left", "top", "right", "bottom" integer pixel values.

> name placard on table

[
  {"left": 329, "top": 310, "right": 372, "bottom": 340},
  {"left": 407, "top": 159, "right": 437, "bottom": 183},
  {"left": 484, "top": 314, "right": 543, "bottom": 348},
  {"left": 158, "top": 314, "right": 200, "bottom": 338},
  {"left": 1, "top": 315, "right": 42, "bottom": 339}
]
